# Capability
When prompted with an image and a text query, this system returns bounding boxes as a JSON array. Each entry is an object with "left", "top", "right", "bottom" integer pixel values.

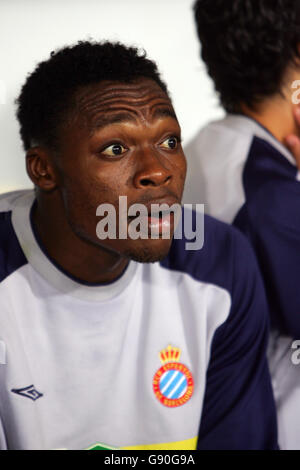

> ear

[{"left": 26, "top": 147, "right": 58, "bottom": 191}]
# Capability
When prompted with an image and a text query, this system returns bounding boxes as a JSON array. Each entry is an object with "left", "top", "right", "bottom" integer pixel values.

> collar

[
  {"left": 11, "top": 191, "right": 139, "bottom": 302},
  {"left": 221, "top": 114, "right": 297, "bottom": 167}
]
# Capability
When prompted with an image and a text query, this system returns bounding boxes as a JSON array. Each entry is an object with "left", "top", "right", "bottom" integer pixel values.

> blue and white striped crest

[{"left": 159, "top": 369, "right": 188, "bottom": 400}]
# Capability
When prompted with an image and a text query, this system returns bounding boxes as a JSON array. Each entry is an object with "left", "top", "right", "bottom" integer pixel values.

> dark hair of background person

[
  {"left": 194, "top": 0, "right": 300, "bottom": 113},
  {"left": 16, "top": 41, "right": 169, "bottom": 152}
]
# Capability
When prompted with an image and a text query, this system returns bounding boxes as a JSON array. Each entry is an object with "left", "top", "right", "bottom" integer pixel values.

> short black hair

[
  {"left": 194, "top": 0, "right": 300, "bottom": 112},
  {"left": 16, "top": 40, "right": 169, "bottom": 151}
]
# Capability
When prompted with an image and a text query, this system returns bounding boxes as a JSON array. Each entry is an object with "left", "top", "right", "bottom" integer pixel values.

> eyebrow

[
  {"left": 90, "top": 112, "right": 137, "bottom": 133},
  {"left": 151, "top": 107, "right": 178, "bottom": 121},
  {"left": 89, "top": 106, "right": 178, "bottom": 134}
]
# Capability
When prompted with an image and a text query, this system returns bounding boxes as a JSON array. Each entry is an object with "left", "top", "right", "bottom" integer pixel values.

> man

[
  {"left": 184, "top": 0, "right": 300, "bottom": 449},
  {"left": 0, "top": 41, "right": 277, "bottom": 450}
]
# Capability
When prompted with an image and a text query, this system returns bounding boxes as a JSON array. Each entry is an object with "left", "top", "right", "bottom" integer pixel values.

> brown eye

[
  {"left": 160, "top": 137, "right": 178, "bottom": 150},
  {"left": 102, "top": 144, "right": 127, "bottom": 156}
]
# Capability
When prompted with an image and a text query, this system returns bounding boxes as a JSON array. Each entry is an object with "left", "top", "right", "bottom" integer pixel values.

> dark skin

[{"left": 26, "top": 78, "right": 187, "bottom": 284}]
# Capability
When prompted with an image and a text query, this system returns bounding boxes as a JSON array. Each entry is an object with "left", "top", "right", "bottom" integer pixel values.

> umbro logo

[{"left": 11, "top": 385, "right": 43, "bottom": 401}]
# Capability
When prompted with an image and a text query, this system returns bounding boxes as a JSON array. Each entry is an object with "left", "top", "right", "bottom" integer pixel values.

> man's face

[{"left": 54, "top": 77, "right": 187, "bottom": 263}]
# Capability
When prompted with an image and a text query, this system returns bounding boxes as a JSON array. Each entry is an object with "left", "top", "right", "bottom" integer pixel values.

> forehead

[{"left": 72, "top": 78, "right": 177, "bottom": 131}]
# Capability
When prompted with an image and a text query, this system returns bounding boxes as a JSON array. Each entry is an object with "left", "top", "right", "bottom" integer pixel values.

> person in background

[{"left": 183, "top": 0, "right": 300, "bottom": 449}]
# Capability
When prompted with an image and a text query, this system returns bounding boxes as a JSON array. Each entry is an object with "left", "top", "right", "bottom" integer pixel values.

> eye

[
  {"left": 160, "top": 136, "right": 179, "bottom": 150},
  {"left": 101, "top": 143, "right": 127, "bottom": 156}
]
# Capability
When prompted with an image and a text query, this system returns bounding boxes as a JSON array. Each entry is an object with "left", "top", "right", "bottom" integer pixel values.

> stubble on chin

[{"left": 122, "top": 244, "right": 171, "bottom": 264}]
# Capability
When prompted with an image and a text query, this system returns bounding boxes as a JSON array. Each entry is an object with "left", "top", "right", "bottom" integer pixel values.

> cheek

[
  {"left": 180, "top": 152, "right": 187, "bottom": 173},
  {"left": 62, "top": 167, "right": 115, "bottom": 203},
  {"left": 60, "top": 169, "right": 126, "bottom": 234},
  {"left": 171, "top": 153, "right": 187, "bottom": 184},
  {"left": 181, "top": 158, "right": 187, "bottom": 180}
]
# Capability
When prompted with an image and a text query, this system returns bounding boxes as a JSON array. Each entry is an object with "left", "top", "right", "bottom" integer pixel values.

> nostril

[
  {"left": 139, "top": 174, "right": 172, "bottom": 187},
  {"left": 140, "top": 178, "right": 154, "bottom": 186}
]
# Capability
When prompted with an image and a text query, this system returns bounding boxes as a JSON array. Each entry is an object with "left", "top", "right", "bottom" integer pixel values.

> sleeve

[
  {"left": 234, "top": 179, "right": 300, "bottom": 338},
  {"left": 197, "top": 234, "right": 278, "bottom": 450}
]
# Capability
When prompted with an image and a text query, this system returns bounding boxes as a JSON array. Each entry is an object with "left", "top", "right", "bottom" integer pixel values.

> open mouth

[
  {"left": 124, "top": 198, "right": 181, "bottom": 238},
  {"left": 127, "top": 211, "right": 174, "bottom": 238},
  {"left": 148, "top": 209, "right": 171, "bottom": 219},
  {"left": 127, "top": 208, "right": 172, "bottom": 221}
]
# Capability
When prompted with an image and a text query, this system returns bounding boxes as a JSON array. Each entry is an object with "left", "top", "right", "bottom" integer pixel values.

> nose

[{"left": 133, "top": 149, "right": 172, "bottom": 189}]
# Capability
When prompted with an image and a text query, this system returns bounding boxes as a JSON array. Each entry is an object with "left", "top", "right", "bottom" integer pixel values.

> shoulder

[
  {"left": 0, "top": 190, "right": 31, "bottom": 211},
  {"left": 186, "top": 117, "right": 252, "bottom": 157},
  {"left": 245, "top": 136, "right": 298, "bottom": 188},
  {"left": 161, "top": 213, "right": 263, "bottom": 306},
  {"left": 239, "top": 140, "right": 300, "bottom": 229},
  {"left": 0, "top": 190, "right": 29, "bottom": 283}
]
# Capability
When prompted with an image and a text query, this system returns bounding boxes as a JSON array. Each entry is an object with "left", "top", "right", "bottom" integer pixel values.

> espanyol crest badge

[{"left": 152, "top": 345, "right": 194, "bottom": 408}]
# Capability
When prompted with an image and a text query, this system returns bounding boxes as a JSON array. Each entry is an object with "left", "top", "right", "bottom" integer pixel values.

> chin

[{"left": 123, "top": 239, "right": 172, "bottom": 264}]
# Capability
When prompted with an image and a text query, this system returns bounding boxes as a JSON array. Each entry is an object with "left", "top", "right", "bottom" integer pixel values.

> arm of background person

[{"left": 197, "top": 231, "right": 278, "bottom": 450}]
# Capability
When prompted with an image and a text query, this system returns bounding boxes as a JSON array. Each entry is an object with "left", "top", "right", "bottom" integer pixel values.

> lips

[
  {"left": 127, "top": 196, "right": 181, "bottom": 237},
  {"left": 148, "top": 208, "right": 172, "bottom": 219},
  {"left": 128, "top": 197, "right": 181, "bottom": 217},
  {"left": 147, "top": 211, "right": 175, "bottom": 234}
]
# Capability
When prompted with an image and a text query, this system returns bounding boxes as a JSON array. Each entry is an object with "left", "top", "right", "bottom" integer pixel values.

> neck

[{"left": 33, "top": 192, "right": 129, "bottom": 284}]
